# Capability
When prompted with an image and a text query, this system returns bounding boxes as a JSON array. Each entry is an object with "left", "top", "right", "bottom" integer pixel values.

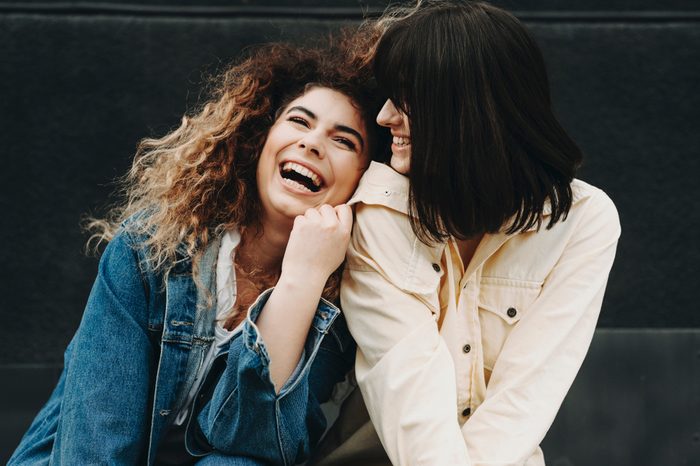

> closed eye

[
  {"left": 334, "top": 137, "right": 357, "bottom": 151},
  {"left": 288, "top": 116, "right": 310, "bottom": 128}
]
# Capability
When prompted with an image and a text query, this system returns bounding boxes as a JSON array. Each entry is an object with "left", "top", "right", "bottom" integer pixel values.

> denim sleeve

[
  {"left": 189, "top": 288, "right": 354, "bottom": 466},
  {"left": 8, "top": 357, "right": 68, "bottom": 466},
  {"left": 9, "top": 229, "right": 155, "bottom": 466}
]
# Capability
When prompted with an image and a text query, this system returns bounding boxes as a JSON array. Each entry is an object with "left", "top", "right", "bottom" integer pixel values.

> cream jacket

[{"left": 340, "top": 162, "right": 621, "bottom": 466}]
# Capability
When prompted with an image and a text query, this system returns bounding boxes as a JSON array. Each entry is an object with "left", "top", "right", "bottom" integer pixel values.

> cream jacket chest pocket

[
  {"left": 478, "top": 277, "right": 542, "bottom": 371},
  {"left": 346, "top": 203, "right": 444, "bottom": 314}
]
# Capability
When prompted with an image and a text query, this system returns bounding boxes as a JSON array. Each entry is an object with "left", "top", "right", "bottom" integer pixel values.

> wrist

[{"left": 277, "top": 270, "right": 327, "bottom": 297}]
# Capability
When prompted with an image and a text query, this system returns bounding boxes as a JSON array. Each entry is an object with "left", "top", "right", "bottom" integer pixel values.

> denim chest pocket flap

[{"left": 478, "top": 277, "right": 543, "bottom": 369}]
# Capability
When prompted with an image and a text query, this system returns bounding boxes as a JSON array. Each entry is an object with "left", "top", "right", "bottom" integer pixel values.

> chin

[
  {"left": 271, "top": 195, "right": 321, "bottom": 219},
  {"left": 390, "top": 154, "right": 411, "bottom": 174}
]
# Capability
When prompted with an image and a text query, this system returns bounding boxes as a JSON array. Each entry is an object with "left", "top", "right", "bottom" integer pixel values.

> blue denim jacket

[{"left": 9, "top": 225, "right": 355, "bottom": 465}]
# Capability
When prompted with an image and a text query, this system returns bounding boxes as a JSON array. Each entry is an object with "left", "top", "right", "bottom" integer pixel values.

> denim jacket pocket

[{"left": 478, "top": 277, "right": 542, "bottom": 370}]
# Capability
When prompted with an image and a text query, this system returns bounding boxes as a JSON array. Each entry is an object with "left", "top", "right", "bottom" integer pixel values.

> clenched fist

[{"left": 281, "top": 204, "right": 353, "bottom": 284}]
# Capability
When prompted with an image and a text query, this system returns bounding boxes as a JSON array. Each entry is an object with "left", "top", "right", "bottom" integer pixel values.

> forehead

[{"left": 286, "top": 87, "right": 364, "bottom": 130}]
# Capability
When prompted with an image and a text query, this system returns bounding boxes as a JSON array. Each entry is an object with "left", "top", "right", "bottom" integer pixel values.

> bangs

[{"left": 373, "top": 24, "right": 414, "bottom": 115}]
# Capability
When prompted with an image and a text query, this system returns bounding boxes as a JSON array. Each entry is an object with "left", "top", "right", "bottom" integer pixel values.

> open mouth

[{"left": 279, "top": 161, "right": 323, "bottom": 193}]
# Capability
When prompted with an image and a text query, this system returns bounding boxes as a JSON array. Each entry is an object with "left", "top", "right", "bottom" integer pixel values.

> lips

[{"left": 279, "top": 161, "right": 324, "bottom": 193}]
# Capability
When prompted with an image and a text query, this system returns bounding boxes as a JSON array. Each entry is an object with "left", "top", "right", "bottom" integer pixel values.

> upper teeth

[
  {"left": 393, "top": 136, "right": 410, "bottom": 146},
  {"left": 282, "top": 162, "right": 322, "bottom": 187}
]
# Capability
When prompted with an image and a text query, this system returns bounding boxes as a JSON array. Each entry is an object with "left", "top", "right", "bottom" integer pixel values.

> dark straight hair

[{"left": 373, "top": 0, "right": 583, "bottom": 244}]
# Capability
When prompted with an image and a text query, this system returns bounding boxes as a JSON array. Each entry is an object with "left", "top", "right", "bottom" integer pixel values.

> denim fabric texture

[
  {"left": 188, "top": 291, "right": 349, "bottom": 466},
  {"left": 9, "top": 222, "right": 355, "bottom": 466},
  {"left": 195, "top": 454, "right": 271, "bottom": 466}
]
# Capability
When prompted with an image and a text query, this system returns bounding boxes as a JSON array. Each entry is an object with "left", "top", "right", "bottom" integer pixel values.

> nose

[
  {"left": 376, "top": 99, "right": 403, "bottom": 127},
  {"left": 297, "top": 131, "right": 323, "bottom": 158}
]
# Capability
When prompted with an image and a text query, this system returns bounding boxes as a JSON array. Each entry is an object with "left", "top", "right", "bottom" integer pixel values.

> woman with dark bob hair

[
  {"left": 337, "top": 1, "right": 621, "bottom": 465},
  {"left": 10, "top": 31, "right": 388, "bottom": 465}
]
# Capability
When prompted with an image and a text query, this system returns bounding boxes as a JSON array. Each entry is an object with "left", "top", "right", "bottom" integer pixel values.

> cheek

[
  {"left": 255, "top": 145, "right": 279, "bottom": 201},
  {"left": 257, "top": 140, "right": 278, "bottom": 176},
  {"left": 329, "top": 160, "right": 364, "bottom": 201}
]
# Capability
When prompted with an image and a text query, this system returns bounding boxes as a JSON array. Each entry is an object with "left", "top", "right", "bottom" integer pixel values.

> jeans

[{"left": 195, "top": 454, "right": 271, "bottom": 465}]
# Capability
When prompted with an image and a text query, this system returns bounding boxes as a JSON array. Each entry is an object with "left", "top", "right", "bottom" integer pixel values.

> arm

[
  {"left": 191, "top": 289, "right": 352, "bottom": 464},
  {"left": 462, "top": 192, "right": 621, "bottom": 465},
  {"left": 10, "top": 229, "right": 154, "bottom": 465},
  {"left": 55, "top": 230, "right": 155, "bottom": 464},
  {"left": 190, "top": 205, "right": 355, "bottom": 464},
  {"left": 257, "top": 203, "right": 353, "bottom": 392},
  {"left": 342, "top": 203, "right": 471, "bottom": 466}
]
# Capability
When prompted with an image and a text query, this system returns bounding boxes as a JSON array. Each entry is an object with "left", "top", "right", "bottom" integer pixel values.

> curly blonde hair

[
  {"left": 86, "top": 29, "right": 387, "bottom": 307},
  {"left": 85, "top": 29, "right": 388, "bottom": 325}
]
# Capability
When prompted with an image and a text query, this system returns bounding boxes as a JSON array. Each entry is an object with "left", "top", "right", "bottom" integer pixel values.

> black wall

[{"left": 1, "top": 1, "right": 698, "bottom": 464}]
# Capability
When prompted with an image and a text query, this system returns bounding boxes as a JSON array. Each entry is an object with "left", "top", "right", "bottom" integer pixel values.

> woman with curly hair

[{"left": 9, "top": 33, "right": 387, "bottom": 466}]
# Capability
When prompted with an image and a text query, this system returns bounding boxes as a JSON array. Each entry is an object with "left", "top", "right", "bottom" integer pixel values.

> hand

[{"left": 281, "top": 204, "right": 353, "bottom": 285}]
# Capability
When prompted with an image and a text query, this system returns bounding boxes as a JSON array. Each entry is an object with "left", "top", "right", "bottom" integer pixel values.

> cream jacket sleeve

[
  {"left": 342, "top": 200, "right": 472, "bottom": 466},
  {"left": 462, "top": 191, "right": 621, "bottom": 465}
]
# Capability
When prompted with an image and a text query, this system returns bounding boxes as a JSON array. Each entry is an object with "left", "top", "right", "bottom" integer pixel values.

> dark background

[{"left": 1, "top": 0, "right": 698, "bottom": 464}]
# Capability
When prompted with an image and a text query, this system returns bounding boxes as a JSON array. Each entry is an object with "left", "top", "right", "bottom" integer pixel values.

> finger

[
  {"left": 293, "top": 213, "right": 307, "bottom": 227},
  {"left": 335, "top": 204, "right": 353, "bottom": 232},
  {"left": 304, "top": 207, "right": 322, "bottom": 221},
  {"left": 318, "top": 204, "right": 337, "bottom": 223}
]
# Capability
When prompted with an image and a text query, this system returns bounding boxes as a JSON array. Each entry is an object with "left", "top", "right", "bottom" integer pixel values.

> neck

[
  {"left": 239, "top": 216, "right": 292, "bottom": 273},
  {"left": 455, "top": 234, "right": 485, "bottom": 270}
]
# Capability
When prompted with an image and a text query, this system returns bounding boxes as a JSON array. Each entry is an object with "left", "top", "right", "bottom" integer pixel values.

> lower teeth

[{"left": 283, "top": 177, "right": 313, "bottom": 192}]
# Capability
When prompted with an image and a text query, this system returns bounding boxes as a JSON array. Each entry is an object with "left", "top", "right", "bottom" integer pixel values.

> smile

[
  {"left": 279, "top": 161, "right": 324, "bottom": 193},
  {"left": 393, "top": 136, "right": 411, "bottom": 147}
]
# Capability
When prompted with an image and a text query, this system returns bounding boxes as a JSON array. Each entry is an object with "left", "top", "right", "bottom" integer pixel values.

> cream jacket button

[{"left": 507, "top": 307, "right": 517, "bottom": 318}]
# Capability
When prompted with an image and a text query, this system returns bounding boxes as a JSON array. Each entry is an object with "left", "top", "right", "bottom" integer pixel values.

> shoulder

[
  {"left": 96, "top": 214, "right": 176, "bottom": 292},
  {"left": 348, "top": 162, "right": 415, "bottom": 249},
  {"left": 111, "top": 212, "right": 194, "bottom": 276},
  {"left": 347, "top": 165, "right": 414, "bottom": 258},
  {"left": 345, "top": 164, "right": 444, "bottom": 297},
  {"left": 571, "top": 179, "right": 616, "bottom": 209},
  {"left": 95, "top": 220, "right": 155, "bottom": 286},
  {"left": 481, "top": 180, "right": 620, "bottom": 290},
  {"left": 349, "top": 162, "right": 410, "bottom": 214},
  {"left": 567, "top": 179, "right": 621, "bottom": 237},
  {"left": 508, "top": 179, "right": 620, "bottom": 267}
]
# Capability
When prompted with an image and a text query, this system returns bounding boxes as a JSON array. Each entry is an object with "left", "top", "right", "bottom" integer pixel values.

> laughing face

[
  {"left": 376, "top": 99, "right": 411, "bottom": 174},
  {"left": 256, "top": 87, "right": 369, "bottom": 226}
]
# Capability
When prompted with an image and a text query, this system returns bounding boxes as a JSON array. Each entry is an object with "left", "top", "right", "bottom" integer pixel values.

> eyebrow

[{"left": 286, "top": 105, "right": 365, "bottom": 150}]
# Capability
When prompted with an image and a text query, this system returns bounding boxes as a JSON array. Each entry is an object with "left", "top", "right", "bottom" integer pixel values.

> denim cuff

[
  {"left": 187, "top": 287, "right": 348, "bottom": 463},
  {"left": 243, "top": 287, "right": 341, "bottom": 396}
]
